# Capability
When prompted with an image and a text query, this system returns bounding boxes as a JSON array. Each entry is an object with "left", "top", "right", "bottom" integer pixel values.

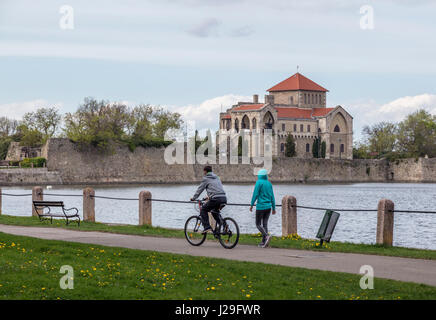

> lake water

[{"left": 2, "top": 183, "right": 436, "bottom": 250}]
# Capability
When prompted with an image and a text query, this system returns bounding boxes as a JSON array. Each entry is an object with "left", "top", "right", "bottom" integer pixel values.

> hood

[
  {"left": 206, "top": 172, "right": 218, "bottom": 179},
  {"left": 257, "top": 169, "right": 268, "bottom": 180}
]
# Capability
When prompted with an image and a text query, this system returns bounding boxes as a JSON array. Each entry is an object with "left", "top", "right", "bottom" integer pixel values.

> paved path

[{"left": 1, "top": 224, "right": 435, "bottom": 287}]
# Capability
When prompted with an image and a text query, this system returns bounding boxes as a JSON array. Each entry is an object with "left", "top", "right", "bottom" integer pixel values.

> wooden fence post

[
  {"left": 32, "top": 186, "right": 43, "bottom": 217},
  {"left": 376, "top": 199, "right": 395, "bottom": 246},
  {"left": 282, "top": 195, "right": 297, "bottom": 236},
  {"left": 139, "top": 191, "right": 152, "bottom": 226},
  {"left": 83, "top": 188, "right": 95, "bottom": 222},
  {"left": 0, "top": 188, "right": 2, "bottom": 216}
]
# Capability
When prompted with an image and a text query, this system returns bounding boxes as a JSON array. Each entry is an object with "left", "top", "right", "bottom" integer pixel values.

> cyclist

[
  {"left": 190, "top": 166, "right": 227, "bottom": 233},
  {"left": 249, "top": 168, "right": 276, "bottom": 247}
]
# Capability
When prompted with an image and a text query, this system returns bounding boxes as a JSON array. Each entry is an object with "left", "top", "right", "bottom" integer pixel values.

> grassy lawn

[
  {"left": 0, "top": 232, "right": 435, "bottom": 300},
  {"left": 0, "top": 214, "right": 435, "bottom": 260}
]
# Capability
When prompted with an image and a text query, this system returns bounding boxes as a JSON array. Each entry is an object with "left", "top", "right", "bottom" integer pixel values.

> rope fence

[
  {"left": 1, "top": 191, "right": 436, "bottom": 214},
  {"left": 1, "top": 187, "right": 436, "bottom": 246}
]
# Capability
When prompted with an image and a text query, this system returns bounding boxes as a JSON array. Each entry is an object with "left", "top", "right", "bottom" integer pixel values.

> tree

[
  {"left": 0, "top": 117, "right": 19, "bottom": 137},
  {"left": 397, "top": 110, "right": 436, "bottom": 158},
  {"left": 64, "top": 97, "right": 183, "bottom": 151},
  {"left": 285, "top": 134, "right": 296, "bottom": 157},
  {"left": 22, "top": 107, "right": 62, "bottom": 141},
  {"left": 362, "top": 122, "right": 398, "bottom": 157},
  {"left": 312, "top": 137, "right": 320, "bottom": 158},
  {"left": 0, "top": 117, "right": 19, "bottom": 159},
  {"left": 321, "top": 141, "right": 326, "bottom": 158},
  {"left": 64, "top": 98, "right": 131, "bottom": 150},
  {"left": 353, "top": 142, "right": 370, "bottom": 159},
  {"left": 17, "top": 124, "right": 44, "bottom": 147}
]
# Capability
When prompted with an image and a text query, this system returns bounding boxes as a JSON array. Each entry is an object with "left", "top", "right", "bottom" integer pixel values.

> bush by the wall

[{"left": 20, "top": 157, "right": 46, "bottom": 168}]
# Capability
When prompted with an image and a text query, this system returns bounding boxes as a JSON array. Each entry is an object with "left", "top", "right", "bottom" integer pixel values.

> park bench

[{"left": 32, "top": 200, "right": 80, "bottom": 226}]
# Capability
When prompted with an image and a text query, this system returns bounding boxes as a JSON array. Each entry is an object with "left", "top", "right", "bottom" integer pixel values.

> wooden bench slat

[{"left": 33, "top": 201, "right": 64, "bottom": 207}]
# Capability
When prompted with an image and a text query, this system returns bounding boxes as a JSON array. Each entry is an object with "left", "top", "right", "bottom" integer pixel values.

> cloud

[
  {"left": 229, "top": 25, "right": 254, "bottom": 37},
  {"left": 172, "top": 94, "right": 252, "bottom": 133},
  {"left": 373, "top": 94, "right": 436, "bottom": 122},
  {"left": 348, "top": 93, "right": 436, "bottom": 141},
  {"left": 187, "top": 18, "right": 221, "bottom": 38},
  {"left": 0, "top": 99, "right": 64, "bottom": 120},
  {"left": 187, "top": 18, "right": 254, "bottom": 38}
]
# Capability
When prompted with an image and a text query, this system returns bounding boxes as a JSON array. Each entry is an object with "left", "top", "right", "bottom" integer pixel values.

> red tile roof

[
  {"left": 221, "top": 114, "right": 231, "bottom": 119},
  {"left": 275, "top": 107, "right": 334, "bottom": 119},
  {"left": 268, "top": 73, "right": 328, "bottom": 92},
  {"left": 312, "top": 108, "right": 334, "bottom": 117},
  {"left": 276, "top": 108, "right": 312, "bottom": 119},
  {"left": 232, "top": 104, "right": 264, "bottom": 111}
]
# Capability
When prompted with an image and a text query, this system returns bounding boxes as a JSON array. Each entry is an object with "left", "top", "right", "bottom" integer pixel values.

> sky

[{"left": 1, "top": 0, "right": 436, "bottom": 142}]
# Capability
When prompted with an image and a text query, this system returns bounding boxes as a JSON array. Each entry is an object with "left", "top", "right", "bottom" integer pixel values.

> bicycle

[{"left": 184, "top": 198, "right": 240, "bottom": 249}]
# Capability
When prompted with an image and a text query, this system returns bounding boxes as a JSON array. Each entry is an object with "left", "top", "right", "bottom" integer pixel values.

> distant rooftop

[{"left": 267, "top": 73, "right": 328, "bottom": 93}]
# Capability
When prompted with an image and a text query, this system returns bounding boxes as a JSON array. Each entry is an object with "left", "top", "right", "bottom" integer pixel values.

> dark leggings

[{"left": 256, "top": 209, "right": 271, "bottom": 242}]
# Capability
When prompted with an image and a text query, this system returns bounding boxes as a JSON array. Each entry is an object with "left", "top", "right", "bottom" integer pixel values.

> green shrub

[{"left": 20, "top": 157, "right": 46, "bottom": 168}]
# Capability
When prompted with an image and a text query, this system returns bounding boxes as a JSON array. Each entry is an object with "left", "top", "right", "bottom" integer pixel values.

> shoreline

[{"left": 3, "top": 179, "right": 436, "bottom": 187}]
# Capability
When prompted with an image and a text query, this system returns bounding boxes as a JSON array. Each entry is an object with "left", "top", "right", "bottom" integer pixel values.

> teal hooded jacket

[{"left": 250, "top": 173, "right": 276, "bottom": 211}]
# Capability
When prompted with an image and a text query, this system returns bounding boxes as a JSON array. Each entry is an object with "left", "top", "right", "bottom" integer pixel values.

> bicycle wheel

[
  {"left": 184, "top": 215, "right": 207, "bottom": 246},
  {"left": 218, "top": 217, "right": 240, "bottom": 249}
]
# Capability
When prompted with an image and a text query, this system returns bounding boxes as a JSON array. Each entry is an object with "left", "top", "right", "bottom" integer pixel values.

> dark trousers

[
  {"left": 200, "top": 197, "right": 227, "bottom": 229},
  {"left": 256, "top": 209, "right": 271, "bottom": 242}
]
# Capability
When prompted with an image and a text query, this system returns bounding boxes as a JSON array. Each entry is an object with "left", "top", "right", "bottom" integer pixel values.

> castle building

[{"left": 219, "top": 73, "right": 353, "bottom": 159}]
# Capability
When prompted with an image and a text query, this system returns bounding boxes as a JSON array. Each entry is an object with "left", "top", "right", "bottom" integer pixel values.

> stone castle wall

[
  {"left": 2, "top": 138, "right": 435, "bottom": 186},
  {"left": 0, "top": 168, "right": 62, "bottom": 186}
]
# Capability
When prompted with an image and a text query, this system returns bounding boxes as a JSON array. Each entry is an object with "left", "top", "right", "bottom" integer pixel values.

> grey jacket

[{"left": 192, "top": 172, "right": 227, "bottom": 200}]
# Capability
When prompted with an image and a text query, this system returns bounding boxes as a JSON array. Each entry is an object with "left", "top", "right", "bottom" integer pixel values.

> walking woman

[{"left": 249, "top": 169, "right": 276, "bottom": 248}]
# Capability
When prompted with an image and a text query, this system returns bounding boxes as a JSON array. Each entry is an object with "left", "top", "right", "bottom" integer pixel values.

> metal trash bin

[{"left": 316, "top": 210, "right": 340, "bottom": 246}]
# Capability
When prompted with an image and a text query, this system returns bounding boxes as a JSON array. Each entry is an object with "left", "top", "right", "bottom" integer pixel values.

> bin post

[
  {"left": 376, "top": 199, "right": 394, "bottom": 246},
  {"left": 139, "top": 191, "right": 152, "bottom": 226},
  {"left": 32, "top": 186, "right": 43, "bottom": 217},
  {"left": 83, "top": 188, "right": 95, "bottom": 222},
  {"left": 282, "top": 195, "right": 297, "bottom": 236}
]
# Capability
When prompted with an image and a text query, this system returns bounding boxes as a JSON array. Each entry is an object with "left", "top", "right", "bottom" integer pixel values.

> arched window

[
  {"left": 304, "top": 94, "right": 307, "bottom": 104},
  {"left": 306, "top": 143, "right": 310, "bottom": 153},
  {"left": 300, "top": 124, "right": 304, "bottom": 132},
  {"left": 282, "top": 123, "right": 285, "bottom": 131},
  {"left": 241, "top": 115, "right": 250, "bottom": 129},
  {"left": 235, "top": 119, "right": 239, "bottom": 132},
  {"left": 319, "top": 94, "right": 322, "bottom": 104},
  {"left": 252, "top": 118, "right": 257, "bottom": 130},
  {"left": 334, "top": 125, "right": 340, "bottom": 132},
  {"left": 281, "top": 143, "right": 285, "bottom": 153},
  {"left": 330, "top": 143, "right": 335, "bottom": 153},
  {"left": 340, "top": 144, "right": 345, "bottom": 153}
]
